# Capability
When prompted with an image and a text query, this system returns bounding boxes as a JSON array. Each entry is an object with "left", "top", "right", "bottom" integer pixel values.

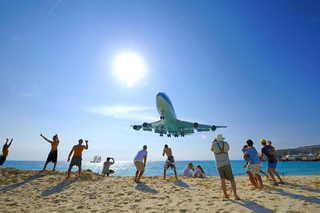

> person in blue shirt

[{"left": 244, "top": 139, "right": 263, "bottom": 189}]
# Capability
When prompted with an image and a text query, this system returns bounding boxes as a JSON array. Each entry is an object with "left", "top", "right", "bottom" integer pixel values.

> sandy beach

[{"left": 1, "top": 168, "right": 320, "bottom": 212}]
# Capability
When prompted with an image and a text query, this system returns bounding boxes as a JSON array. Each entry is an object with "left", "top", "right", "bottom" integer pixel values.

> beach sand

[{"left": 1, "top": 168, "right": 320, "bottom": 212}]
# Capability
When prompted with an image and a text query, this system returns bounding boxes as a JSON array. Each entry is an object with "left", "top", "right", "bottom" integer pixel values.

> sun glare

[{"left": 113, "top": 52, "right": 146, "bottom": 87}]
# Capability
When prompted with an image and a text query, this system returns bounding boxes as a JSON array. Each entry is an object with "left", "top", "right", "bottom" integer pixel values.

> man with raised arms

[
  {"left": 40, "top": 133, "right": 60, "bottom": 171},
  {"left": 163, "top": 144, "right": 178, "bottom": 180},
  {"left": 67, "top": 139, "right": 88, "bottom": 178},
  {"left": 0, "top": 138, "right": 13, "bottom": 166}
]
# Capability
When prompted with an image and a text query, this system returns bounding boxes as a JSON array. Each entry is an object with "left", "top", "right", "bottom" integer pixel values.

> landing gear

[
  {"left": 167, "top": 134, "right": 171, "bottom": 137},
  {"left": 160, "top": 133, "right": 163, "bottom": 137},
  {"left": 181, "top": 132, "right": 185, "bottom": 137},
  {"left": 160, "top": 115, "right": 165, "bottom": 120}
]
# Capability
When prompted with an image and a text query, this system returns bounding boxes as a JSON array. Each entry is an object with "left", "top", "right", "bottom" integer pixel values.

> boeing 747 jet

[{"left": 132, "top": 93, "right": 226, "bottom": 137}]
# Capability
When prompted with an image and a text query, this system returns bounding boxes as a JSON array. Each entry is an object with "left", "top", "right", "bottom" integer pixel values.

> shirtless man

[
  {"left": 0, "top": 138, "right": 13, "bottom": 166},
  {"left": 163, "top": 144, "right": 178, "bottom": 180},
  {"left": 67, "top": 139, "right": 88, "bottom": 178},
  {"left": 40, "top": 133, "right": 60, "bottom": 171}
]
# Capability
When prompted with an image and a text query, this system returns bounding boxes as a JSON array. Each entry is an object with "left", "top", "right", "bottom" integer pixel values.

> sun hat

[{"left": 215, "top": 134, "right": 225, "bottom": 142}]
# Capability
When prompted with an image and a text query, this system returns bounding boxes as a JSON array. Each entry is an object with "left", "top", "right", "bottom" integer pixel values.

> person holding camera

[
  {"left": 102, "top": 157, "right": 115, "bottom": 176},
  {"left": 67, "top": 139, "right": 88, "bottom": 178},
  {"left": 40, "top": 133, "right": 60, "bottom": 171},
  {"left": 211, "top": 134, "right": 240, "bottom": 200}
]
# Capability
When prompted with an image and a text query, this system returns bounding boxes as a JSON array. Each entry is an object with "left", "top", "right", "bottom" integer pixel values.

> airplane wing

[{"left": 132, "top": 119, "right": 226, "bottom": 137}]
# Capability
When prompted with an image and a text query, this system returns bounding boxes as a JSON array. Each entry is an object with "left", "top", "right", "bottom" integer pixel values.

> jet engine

[
  {"left": 211, "top": 125, "right": 217, "bottom": 131},
  {"left": 142, "top": 122, "right": 152, "bottom": 131},
  {"left": 132, "top": 125, "right": 142, "bottom": 131},
  {"left": 193, "top": 122, "right": 199, "bottom": 128}
]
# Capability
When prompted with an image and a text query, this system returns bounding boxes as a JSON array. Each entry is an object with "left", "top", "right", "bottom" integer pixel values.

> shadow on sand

[
  {"left": 173, "top": 180, "right": 189, "bottom": 188},
  {"left": 271, "top": 188, "right": 320, "bottom": 205},
  {"left": 0, "top": 172, "right": 47, "bottom": 193},
  {"left": 41, "top": 178, "right": 77, "bottom": 196},
  {"left": 231, "top": 200, "right": 273, "bottom": 213},
  {"left": 281, "top": 182, "right": 320, "bottom": 194},
  {"left": 135, "top": 182, "right": 158, "bottom": 194}
]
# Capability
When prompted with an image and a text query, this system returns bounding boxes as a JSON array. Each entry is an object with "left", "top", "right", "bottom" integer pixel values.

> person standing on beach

[
  {"left": 0, "top": 138, "right": 13, "bottom": 166},
  {"left": 67, "top": 139, "right": 88, "bottom": 178},
  {"left": 162, "top": 144, "right": 178, "bottom": 180},
  {"left": 211, "top": 134, "right": 240, "bottom": 200},
  {"left": 40, "top": 133, "right": 60, "bottom": 171},
  {"left": 133, "top": 145, "right": 148, "bottom": 183},
  {"left": 260, "top": 139, "right": 284, "bottom": 185},
  {"left": 244, "top": 139, "right": 263, "bottom": 189}
]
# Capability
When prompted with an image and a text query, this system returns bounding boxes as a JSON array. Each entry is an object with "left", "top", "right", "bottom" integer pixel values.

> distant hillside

[{"left": 275, "top": 145, "right": 320, "bottom": 161}]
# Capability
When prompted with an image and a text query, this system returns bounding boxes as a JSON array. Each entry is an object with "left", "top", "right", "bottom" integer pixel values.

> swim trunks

[
  {"left": 46, "top": 150, "right": 58, "bottom": 163},
  {"left": 69, "top": 156, "right": 82, "bottom": 167},
  {"left": 164, "top": 156, "right": 176, "bottom": 170},
  {"left": 247, "top": 163, "right": 261, "bottom": 175},
  {"left": 218, "top": 164, "right": 234, "bottom": 181},
  {"left": 0, "top": 155, "right": 6, "bottom": 166},
  {"left": 267, "top": 162, "right": 277, "bottom": 169}
]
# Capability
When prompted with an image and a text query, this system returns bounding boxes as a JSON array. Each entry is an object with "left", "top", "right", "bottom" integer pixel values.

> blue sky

[{"left": 1, "top": 1, "right": 319, "bottom": 162}]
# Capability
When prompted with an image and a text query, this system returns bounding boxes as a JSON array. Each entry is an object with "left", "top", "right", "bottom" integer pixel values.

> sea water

[{"left": 3, "top": 160, "right": 320, "bottom": 177}]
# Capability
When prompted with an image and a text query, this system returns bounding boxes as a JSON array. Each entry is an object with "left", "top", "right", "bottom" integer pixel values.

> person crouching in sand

[
  {"left": 194, "top": 165, "right": 206, "bottom": 178},
  {"left": 211, "top": 134, "right": 240, "bottom": 200},
  {"left": 67, "top": 139, "right": 88, "bottom": 178},
  {"left": 182, "top": 162, "right": 194, "bottom": 177},
  {"left": 102, "top": 157, "right": 115, "bottom": 177}
]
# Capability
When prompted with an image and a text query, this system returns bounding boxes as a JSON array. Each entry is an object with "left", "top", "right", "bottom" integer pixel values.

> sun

[{"left": 113, "top": 52, "right": 146, "bottom": 87}]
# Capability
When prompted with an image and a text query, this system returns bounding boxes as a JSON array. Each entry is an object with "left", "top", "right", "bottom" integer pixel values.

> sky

[{"left": 1, "top": 0, "right": 319, "bottom": 162}]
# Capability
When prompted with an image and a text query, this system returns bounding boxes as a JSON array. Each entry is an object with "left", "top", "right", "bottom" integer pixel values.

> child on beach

[
  {"left": 183, "top": 162, "right": 194, "bottom": 177},
  {"left": 194, "top": 165, "right": 206, "bottom": 178}
]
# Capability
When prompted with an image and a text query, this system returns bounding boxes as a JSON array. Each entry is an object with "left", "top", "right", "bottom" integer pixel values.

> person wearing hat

[
  {"left": 211, "top": 134, "right": 240, "bottom": 200},
  {"left": 260, "top": 139, "right": 284, "bottom": 185}
]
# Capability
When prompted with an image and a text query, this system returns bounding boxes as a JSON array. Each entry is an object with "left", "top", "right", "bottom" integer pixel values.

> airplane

[{"left": 132, "top": 92, "right": 227, "bottom": 137}]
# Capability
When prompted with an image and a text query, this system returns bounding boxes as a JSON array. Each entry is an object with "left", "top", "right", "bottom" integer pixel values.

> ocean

[{"left": 3, "top": 160, "right": 320, "bottom": 177}]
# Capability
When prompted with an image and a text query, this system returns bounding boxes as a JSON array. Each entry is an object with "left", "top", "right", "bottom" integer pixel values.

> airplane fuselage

[{"left": 156, "top": 92, "right": 177, "bottom": 122}]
